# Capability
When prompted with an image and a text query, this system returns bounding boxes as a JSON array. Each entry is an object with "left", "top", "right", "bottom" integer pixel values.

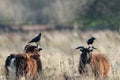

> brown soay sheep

[
  {"left": 76, "top": 46, "right": 110, "bottom": 80},
  {"left": 5, "top": 45, "right": 42, "bottom": 80}
]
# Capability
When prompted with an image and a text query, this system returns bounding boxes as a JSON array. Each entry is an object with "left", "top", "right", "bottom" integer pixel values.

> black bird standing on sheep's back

[
  {"left": 87, "top": 37, "right": 95, "bottom": 45},
  {"left": 28, "top": 33, "right": 41, "bottom": 44},
  {"left": 28, "top": 33, "right": 41, "bottom": 50},
  {"left": 87, "top": 37, "right": 97, "bottom": 50}
]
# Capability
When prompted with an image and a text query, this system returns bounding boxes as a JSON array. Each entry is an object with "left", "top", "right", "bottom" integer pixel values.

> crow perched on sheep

[
  {"left": 28, "top": 33, "right": 41, "bottom": 49},
  {"left": 87, "top": 37, "right": 97, "bottom": 50},
  {"left": 28, "top": 33, "right": 41, "bottom": 44},
  {"left": 87, "top": 37, "right": 95, "bottom": 45}
]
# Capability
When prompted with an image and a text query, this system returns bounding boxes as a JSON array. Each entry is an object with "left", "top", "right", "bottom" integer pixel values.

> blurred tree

[
  {"left": 0, "top": 0, "right": 119, "bottom": 32},
  {"left": 81, "top": 0, "right": 120, "bottom": 31}
]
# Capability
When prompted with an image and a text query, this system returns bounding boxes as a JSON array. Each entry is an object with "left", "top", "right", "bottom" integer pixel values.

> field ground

[{"left": 0, "top": 30, "right": 120, "bottom": 80}]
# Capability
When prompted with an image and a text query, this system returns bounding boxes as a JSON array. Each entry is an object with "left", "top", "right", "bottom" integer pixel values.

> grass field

[{"left": 0, "top": 29, "right": 120, "bottom": 80}]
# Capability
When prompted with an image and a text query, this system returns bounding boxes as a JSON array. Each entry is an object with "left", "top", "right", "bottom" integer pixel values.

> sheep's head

[
  {"left": 24, "top": 44, "right": 42, "bottom": 53},
  {"left": 76, "top": 46, "right": 92, "bottom": 64}
]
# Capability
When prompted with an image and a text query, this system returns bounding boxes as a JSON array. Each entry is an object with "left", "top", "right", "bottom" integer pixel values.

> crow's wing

[{"left": 28, "top": 33, "right": 41, "bottom": 43}]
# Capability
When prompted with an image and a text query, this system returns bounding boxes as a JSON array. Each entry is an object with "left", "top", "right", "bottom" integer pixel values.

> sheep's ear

[
  {"left": 24, "top": 44, "right": 32, "bottom": 52},
  {"left": 10, "top": 54, "right": 16, "bottom": 58},
  {"left": 75, "top": 46, "right": 85, "bottom": 52},
  {"left": 88, "top": 46, "right": 97, "bottom": 52}
]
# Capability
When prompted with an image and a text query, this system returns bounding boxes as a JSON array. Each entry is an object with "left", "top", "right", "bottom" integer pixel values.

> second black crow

[
  {"left": 28, "top": 33, "right": 41, "bottom": 43},
  {"left": 87, "top": 37, "right": 95, "bottom": 45}
]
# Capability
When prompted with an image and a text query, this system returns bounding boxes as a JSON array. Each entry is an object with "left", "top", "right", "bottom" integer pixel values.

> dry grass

[{"left": 0, "top": 30, "right": 120, "bottom": 80}]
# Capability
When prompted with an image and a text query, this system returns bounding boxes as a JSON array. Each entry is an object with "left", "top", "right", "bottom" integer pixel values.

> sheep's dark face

[
  {"left": 76, "top": 46, "right": 92, "bottom": 74},
  {"left": 80, "top": 48, "right": 91, "bottom": 64},
  {"left": 76, "top": 46, "right": 92, "bottom": 64}
]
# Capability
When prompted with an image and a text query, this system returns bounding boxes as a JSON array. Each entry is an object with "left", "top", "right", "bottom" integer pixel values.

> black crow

[
  {"left": 28, "top": 33, "right": 41, "bottom": 43},
  {"left": 87, "top": 37, "right": 97, "bottom": 50},
  {"left": 87, "top": 37, "right": 95, "bottom": 45}
]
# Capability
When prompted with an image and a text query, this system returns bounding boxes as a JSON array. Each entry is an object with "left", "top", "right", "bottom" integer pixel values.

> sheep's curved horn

[{"left": 75, "top": 46, "right": 85, "bottom": 50}]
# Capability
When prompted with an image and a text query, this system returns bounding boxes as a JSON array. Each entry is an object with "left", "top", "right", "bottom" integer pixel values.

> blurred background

[
  {"left": 0, "top": 0, "right": 119, "bottom": 31},
  {"left": 0, "top": 0, "right": 120, "bottom": 80}
]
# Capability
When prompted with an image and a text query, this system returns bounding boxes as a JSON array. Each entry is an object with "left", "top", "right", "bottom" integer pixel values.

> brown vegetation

[{"left": 0, "top": 30, "right": 119, "bottom": 80}]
